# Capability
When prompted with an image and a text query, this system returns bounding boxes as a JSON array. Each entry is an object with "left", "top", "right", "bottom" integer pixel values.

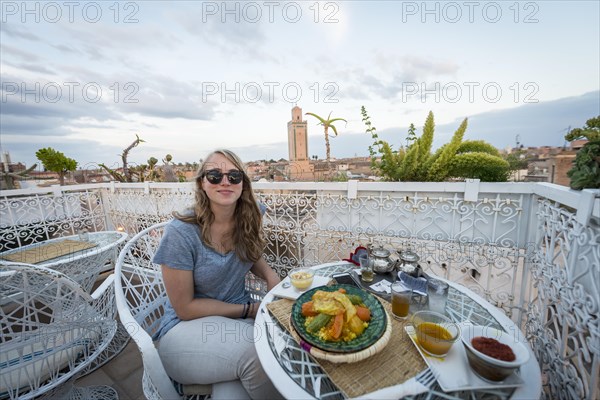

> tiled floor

[
  {"left": 73, "top": 273, "right": 145, "bottom": 399},
  {"left": 75, "top": 341, "right": 145, "bottom": 399}
]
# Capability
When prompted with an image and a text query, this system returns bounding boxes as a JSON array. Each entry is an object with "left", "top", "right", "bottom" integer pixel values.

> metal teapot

[
  {"left": 369, "top": 246, "right": 396, "bottom": 274},
  {"left": 396, "top": 249, "right": 422, "bottom": 277}
]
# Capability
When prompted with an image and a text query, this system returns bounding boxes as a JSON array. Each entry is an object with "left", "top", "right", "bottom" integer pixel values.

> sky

[{"left": 1, "top": 0, "right": 599, "bottom": 170}]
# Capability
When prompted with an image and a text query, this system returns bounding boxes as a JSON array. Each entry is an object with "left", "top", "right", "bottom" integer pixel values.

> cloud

[
  {"left": 174, "top": 7, "right": 277, "bottom": 63},
  {"left": 0, "top": 66, "right": 220, "bottom": 143},
  {"left": 117, "top": 75, "right": 219, "bottom": 120},
  {"left": 58, "top": 22, "right": 179, "bottom": 55},
  {"left": 7, "top": 61, "right": 55, "bottom": 75},
  {"left": 0, "top": 139, "right": 124, "bottom": 170},
  {"left": 1, "top": 44, "right": 40, "bottom": 61},
  {"left": 233, "top": 90, "right": 600, "bottom": 161},
  {"left": 4, "top": 91, "right": 598, "bottom": 170},
  {"left": 50, "top": 44, "right": 80, "bottom": 54},
  {"left": 1, "top": 75, "right": 119, "bottom": 120},
  {"left": 328, "top": 56, "right": 461, "bottom": 102},
  {"left": 0, "top": 115, "right": 70, "bottom": 136},
  {"left": 0, "top": 23, "right": 40, "bottom": 41}
]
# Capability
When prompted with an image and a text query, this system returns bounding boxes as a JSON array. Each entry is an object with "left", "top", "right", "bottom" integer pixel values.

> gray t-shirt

[{"left": 152, "top": 218, "right": 252, "bottom": 340}]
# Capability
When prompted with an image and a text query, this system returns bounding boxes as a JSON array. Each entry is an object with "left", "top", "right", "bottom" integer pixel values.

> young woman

[{"left": 153, "top": 149, "right": 282, "bottom": 399}]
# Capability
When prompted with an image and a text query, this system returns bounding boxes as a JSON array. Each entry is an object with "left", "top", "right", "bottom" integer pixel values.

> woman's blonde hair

[{"left": 175, "top": 149, "right": 265, "bottom": 262}]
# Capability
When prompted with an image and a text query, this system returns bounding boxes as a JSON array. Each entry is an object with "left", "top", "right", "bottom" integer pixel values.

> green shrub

[
  {"left": 448, "top": 152, "right": 511, "bottom": 182},
  {"left": 567, "top": 139, "right": 600, "bottom": 189},
  {"left": 456, "top": 140, "right": 500, "bottom": 156},
  {"left": 362, "top": 107, "right": 509, "bottom": 182}
]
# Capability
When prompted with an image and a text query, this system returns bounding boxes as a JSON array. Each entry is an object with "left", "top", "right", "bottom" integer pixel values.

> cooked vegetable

[
  {"left": 347, "top": 294, "right": 363, "bottom": 305},
  {"left": 307, "top": 313, "right": 332, "bottom": 333},
  {"left": 330, "top": 312, "right": 344, "bottom": 339},
  {"left": 347, "top": 315, "right": 366, "bottom": 335},
  {"left": 355, "top": 305, "right": 371, "bottom": 321},
  {"left": 313, "top": 290, "right": 357, "bottom": 322},
  {"left": 302, "top": 289, "right": 372, "bottom": 342},
  {"left": 301, "top": 301, "right": 318, "bottom": 317}
]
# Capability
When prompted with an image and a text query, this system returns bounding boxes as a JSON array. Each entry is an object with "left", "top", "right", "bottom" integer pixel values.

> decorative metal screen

[
  {"left": 254, "top": 185, "right": 532, "bottom": 322},
  {"left": 1, "top": 181, "right": 598, "bottom": 399},
  {"left": 0, "top": 188, "right": 107, "bottom": 252},
  {"left": 525, "top": 198, "right": 600, "bottom": 400}
]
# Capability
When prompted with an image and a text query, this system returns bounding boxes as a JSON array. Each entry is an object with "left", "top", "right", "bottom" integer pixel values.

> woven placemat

[
  {"left": 267, "top": 297, "right": 427, "bottom": 398},
  {"left": 288, "top": 303, "right": 392, "bottom": 364},
  {"left": 0, "top": 240, "right": 98, "bottom": 264}
]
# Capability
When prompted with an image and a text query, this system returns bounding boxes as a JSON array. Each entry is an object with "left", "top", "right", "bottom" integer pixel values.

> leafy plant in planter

[
  {"left": 565, "top": 116, "right": 600, "bottom": 190},
  {"left": 362, "top": 106, "right": 509, "bottom": 182}
]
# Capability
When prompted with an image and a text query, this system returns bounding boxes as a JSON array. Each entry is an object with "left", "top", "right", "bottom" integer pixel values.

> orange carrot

[
  {"left": 355, "top": 305, "right": 371, "bottom": 321},
  {"left": 330, "top": 312, "right": 344, "bottom": 339},
  {"left": 301, "top": 301, "right": 318, "bottom": 317}
]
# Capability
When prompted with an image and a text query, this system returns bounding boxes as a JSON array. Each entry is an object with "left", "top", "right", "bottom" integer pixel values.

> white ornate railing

[{"left": 1, "top": 181, "right": 598, "bottom": 399}]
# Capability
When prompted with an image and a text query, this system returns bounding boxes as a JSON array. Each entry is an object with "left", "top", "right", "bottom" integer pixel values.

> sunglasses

[{"left": 203, "top": 169, "right": 244, "bottom": 185}]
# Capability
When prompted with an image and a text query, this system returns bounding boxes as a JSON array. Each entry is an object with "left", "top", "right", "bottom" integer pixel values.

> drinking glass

[
  {"left": 428, "top": 278, "right": 449, "bottom": 314},
  {"left": 391, "top": 282, "right": 412, "bottom": 320},
  {"left": 359, "top": 254, "right": 374, "bottom": 282}
]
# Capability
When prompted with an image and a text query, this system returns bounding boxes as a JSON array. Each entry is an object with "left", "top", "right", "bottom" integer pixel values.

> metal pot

[
  {"left": 370, "top": 247, "right": 396, "bottom": 274},
  {"left": 397, "top": 249, "right": 422, "bottom": 277}
]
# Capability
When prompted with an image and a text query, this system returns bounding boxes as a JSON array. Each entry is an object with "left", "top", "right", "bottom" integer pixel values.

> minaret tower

[{"left": 287, "top": 106, "right": 308, "bottom": 162}]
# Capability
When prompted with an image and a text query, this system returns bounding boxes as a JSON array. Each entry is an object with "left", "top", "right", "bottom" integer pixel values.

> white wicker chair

[
  {"left": 114, "top": 221, "right": 267, "bottom": 400},
  {"left": 0, "top": 262, "right": 118, "bottom": 400}
]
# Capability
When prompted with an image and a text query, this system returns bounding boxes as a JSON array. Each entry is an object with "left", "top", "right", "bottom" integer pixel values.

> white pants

[{"left": 158, "top": 316, "right": 282, "bottom": 400}]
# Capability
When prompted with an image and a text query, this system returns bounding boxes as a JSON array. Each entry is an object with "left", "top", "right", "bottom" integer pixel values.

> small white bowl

[
  {"left": 288, "top": 268, "right": 315, "bottom": 291},
  {"left": 461, "top": 325, "right": 530, "bottom": 382},
  {"left": 411, "top": 310, "right": 461, "bottom": 357}
]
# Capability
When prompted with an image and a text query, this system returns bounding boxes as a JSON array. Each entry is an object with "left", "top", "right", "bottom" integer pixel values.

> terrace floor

[
  {"left": 73, "top": 273, "right": 144, "bottom": 399},
  {"left": 75, "top": 341, "right": 144, "bottom": 400}
]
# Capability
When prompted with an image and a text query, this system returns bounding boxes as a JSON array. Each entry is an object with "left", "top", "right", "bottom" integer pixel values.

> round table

[
  {"left": 0, "top": 231, "right": 127, "bottom": 293},
  {"left": 254, "top": 261, "right": 542, "bottom": 399}
]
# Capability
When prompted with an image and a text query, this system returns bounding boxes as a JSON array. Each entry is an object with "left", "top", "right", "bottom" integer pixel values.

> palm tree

[{"left": 305, "top": 111, "right": 347, "bottom": 174}]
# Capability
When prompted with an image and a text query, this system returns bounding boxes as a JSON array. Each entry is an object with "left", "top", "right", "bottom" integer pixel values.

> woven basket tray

[{"left": 288, "top": 306, "right": 392, "bottom": 364}]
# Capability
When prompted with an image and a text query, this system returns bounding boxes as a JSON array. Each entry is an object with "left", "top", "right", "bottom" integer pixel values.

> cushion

[{"left": 0, "top": 326, "right": 98, "bottom": 398}]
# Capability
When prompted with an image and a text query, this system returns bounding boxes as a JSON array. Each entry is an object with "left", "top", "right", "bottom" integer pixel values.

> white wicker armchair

[
  {"left": 114, "top": 221, "right": 267, "bottom": 400},
  {"left": 0, "top": 262, "right": 118, "bottom": 400}
]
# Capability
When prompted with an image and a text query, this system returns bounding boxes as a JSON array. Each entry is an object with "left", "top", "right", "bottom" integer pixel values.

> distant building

[
  {"left": 287, "top": 106, "right": 308, "bottom": 162},
  {"left": 286, "top": 106, "right": 314, "bottom": 180},
  {"left": 1, "top": 152, "right": 31, "bottom": 190},
  {"left": 518, "top": 141, "right": 587, "bottom": 186}
]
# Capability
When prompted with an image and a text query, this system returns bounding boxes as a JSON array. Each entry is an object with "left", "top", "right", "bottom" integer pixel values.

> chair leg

[
  {"left": 68, "top": 385, "right": 119, "bottom": 400},
  {"left": 80, "top": 321, "right": 131, "bottom": 376}
]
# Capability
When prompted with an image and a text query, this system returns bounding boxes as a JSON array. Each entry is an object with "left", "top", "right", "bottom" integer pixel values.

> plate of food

[{"left": 290, "top": 284, "right": 389, "bottom": 355}]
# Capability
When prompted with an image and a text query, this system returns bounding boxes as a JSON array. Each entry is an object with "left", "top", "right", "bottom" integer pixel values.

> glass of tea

[
  {"left": 391, "top": 282, "right": 412, "bottom": 320},
  {"left": 359, "top": 254, "right": 374, "bottom": 283}
]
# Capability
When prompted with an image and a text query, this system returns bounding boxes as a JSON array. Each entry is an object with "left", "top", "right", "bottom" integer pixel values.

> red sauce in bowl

[{"left": 471, "top": 336, "right": 516, "bottom": 362}]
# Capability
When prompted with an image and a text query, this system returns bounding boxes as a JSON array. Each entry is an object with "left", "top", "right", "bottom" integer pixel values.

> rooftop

[{"left": 1, "top": 180, "right": 598, "bottom": 399}]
